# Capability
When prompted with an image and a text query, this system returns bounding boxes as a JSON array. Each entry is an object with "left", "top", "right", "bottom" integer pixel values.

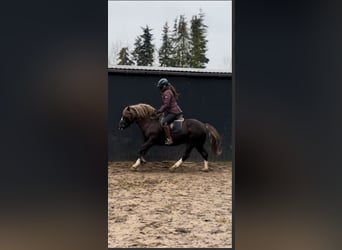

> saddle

[{"left": 169, "top": 114, "right": 184, "bottom": 133}]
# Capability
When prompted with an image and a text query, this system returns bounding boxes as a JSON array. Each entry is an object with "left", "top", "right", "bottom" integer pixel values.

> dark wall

[{"left": 108, "top": 72, "right": 232, "bottom": 161}]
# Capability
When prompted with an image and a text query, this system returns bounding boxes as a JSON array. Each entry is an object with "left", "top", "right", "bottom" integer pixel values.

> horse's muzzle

[
  {"left": 118, "top": 123, "right": 127, "bottom": 130},
  {"left": 118, "top": 117, "right": 130, "bottom": 130}
]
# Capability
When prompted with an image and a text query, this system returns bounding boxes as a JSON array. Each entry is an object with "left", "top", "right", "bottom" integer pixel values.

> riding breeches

[{"left": 160, "top": 113, "right": 178, "bottom": 126}]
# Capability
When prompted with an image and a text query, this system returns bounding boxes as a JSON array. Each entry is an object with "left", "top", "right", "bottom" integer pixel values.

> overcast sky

[{"left": 108, "top": 1, "right": 232, "bottom": 71}]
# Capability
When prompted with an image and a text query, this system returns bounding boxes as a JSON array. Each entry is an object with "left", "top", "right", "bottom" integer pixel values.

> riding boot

[{"left": 163, "top": 124, "right": 173, "bottom": 145}]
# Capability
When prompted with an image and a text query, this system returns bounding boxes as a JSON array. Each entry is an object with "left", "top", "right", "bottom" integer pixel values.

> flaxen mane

[{"left": 122, "top": 103, "right": 156, "bottom": 119}]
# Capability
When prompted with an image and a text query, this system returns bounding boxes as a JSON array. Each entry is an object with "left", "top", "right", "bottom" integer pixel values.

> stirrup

[{"left": 165, "top": 138, "right": 173, "bottom": 145}]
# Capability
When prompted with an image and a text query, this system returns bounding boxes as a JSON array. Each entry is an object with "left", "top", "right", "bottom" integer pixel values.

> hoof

[
  {"left": 169, "top": 167, "right": 175, "bottom": 173},
  {"left": 130, "top": 166, "right": 138, "bottom": 171},
  {"left": 200, "top": 168, "right": 209, "bottom": 172}
]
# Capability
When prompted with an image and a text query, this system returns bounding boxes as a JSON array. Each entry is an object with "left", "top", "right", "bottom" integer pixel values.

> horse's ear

[{"left": 127, "top": 106, "right": 130, "bottom": 111}]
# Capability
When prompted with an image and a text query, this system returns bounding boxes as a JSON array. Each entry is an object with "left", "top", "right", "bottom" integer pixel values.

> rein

[{"left": 149, "top": 112, "right": 162, "bottom": 120}]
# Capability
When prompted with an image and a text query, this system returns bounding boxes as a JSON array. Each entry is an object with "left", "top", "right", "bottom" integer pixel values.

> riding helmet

[{"left": 156, "top": 78, "right": 170, "bottom": 89}]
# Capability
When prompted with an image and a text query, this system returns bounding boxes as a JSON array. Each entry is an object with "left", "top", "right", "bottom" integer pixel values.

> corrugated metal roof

[{"left": 108, "top": 65, "right": 231, "bottom": 77}]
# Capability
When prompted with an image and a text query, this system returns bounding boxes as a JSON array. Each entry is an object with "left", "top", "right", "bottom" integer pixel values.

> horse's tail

[{"left": 205, "top": 123, "right": 222, "bottom": 156}]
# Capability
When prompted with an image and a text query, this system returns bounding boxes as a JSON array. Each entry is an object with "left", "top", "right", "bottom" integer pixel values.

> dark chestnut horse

[{"left": 118, "top": 103, "right": 222, "bottom": 172}]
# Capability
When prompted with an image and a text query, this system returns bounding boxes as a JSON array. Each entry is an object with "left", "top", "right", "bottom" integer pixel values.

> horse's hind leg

[
  {"left": 170, "top": 143, "right": 195, "bottom": 172},
  {"left": 196, "top": 144, "right": 209, "bottom": 172}
]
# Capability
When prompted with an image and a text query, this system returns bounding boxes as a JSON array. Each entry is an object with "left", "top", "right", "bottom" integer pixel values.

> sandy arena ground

[{"left": 108, "top": 161, "right": 232, "bottom": 248}]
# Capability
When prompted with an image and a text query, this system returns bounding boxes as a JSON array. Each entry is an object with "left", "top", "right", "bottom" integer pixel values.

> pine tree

[
  {"left": 169, "top": 17, "right": 179, "bottom": 67},
  {"left": 158, "top": 22, "right": 174, "bottom": 67},
  {"left": 172, "top": 15, "right": 191, "bottom": 67},
  {"left": 117, "top": 47, "right": 134, "bottom": 65},
  {"left": 141, "top": 25, "right": 155, "bottom": 66},
  {"left": 132, "top": 25, "right": 155, "bottom": 66},
  {"left": 189, "top": 10, "right": 209, "bottom": 68},
  {"left": 132, "top": 36, "right": 143, "bottom": 65}
]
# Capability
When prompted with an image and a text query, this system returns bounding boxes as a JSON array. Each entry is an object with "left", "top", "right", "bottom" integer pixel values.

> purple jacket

[{"left": 158, "top": 86, "right": 183, "bottom": 114}]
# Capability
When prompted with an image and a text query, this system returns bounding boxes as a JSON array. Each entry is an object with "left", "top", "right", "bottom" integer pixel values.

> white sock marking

[
  {"left": 204, "top": 160, "right": 209, "bottom": 170},
  {"left": 173, "top": 158, "right": 183, "bottom": 168},
  {"left": 176, "top": 158, "right": 183, "bottom": 168},
  {"left": 132, "top": 158, "right": 141, "bottom": 168}
]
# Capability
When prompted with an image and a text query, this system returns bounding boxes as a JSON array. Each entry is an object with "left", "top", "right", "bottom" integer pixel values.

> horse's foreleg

[
  {"left": 169, "top": 158, "right": 183, "bottom": 171},
  {"left": 203, "top": 160, "right": 209, "bottom": 172},
  {"left": 131, "top": 138, "right": 154, "bottom": 171},
  {"left": 131, "top": 158, "right": 141, "bottom": 170},
  {"left": 170, "top": 143, "right": 194, "bottom": 172}
]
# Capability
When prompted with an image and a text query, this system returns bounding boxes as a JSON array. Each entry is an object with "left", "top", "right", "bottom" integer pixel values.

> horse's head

[
  {"left": 118, "top": 104, "right": 157, "bottom": 130},
  {"left": 118, "top": 106, "right": 135, "bottom": 130}
]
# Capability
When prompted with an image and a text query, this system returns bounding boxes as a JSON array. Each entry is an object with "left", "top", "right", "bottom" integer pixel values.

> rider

[{"left": 155, "top": 78, "right": 183, "bottom": 145}]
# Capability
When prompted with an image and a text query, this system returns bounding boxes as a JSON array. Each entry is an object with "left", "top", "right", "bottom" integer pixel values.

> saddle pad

[{"left": 170, "top": 120, "right": 183, "bottom": 133}]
